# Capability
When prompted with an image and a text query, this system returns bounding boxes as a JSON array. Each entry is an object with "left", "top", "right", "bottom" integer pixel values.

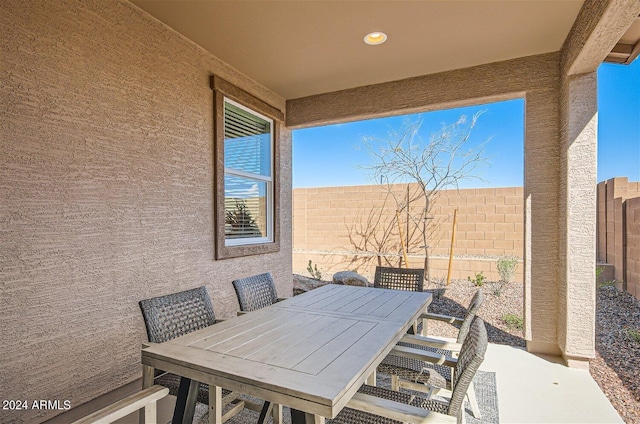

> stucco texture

[{"left": 0, "top": 1, "right": 291, "bottom": 422}]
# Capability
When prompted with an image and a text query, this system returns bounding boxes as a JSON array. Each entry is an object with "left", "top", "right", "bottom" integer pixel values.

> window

[
  {"left": 211, "top": 76, "right": 283, "bottom": 259},
  {"left": 223, "top": 99, "right": 273, "bottom": 245}
]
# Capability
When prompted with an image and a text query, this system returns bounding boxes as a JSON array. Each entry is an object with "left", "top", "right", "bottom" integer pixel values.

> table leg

[
  {"left": 209, "top": 385, "right": 222, "bottom": 424},
  {"left": 291, "top": 409, "right": 325, "bottom": 424},
  {"left": 366, "top": 370, "right": 376, "bottom": 385},
  {"left": 172, "top": 377, "right": 199, "bottom": 424}
]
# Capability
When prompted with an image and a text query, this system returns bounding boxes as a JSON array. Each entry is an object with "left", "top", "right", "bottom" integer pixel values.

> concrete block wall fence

[
  {"left": 597, "top": 177, "right": 640, "bottom": 299},
  {"left": 293, "top": 184, "right": 524, "bottom": 283},
  {"left": 294, "top": 178, "right": 640, "bottom": 300}
]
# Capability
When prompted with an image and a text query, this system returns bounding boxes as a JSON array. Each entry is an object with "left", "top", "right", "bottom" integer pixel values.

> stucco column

[
  {"left": 558, "top": 72, "right": 598, "bottom": 368},
  {"left": 524, "top": 87, "right": 562, "bottom": 356}
]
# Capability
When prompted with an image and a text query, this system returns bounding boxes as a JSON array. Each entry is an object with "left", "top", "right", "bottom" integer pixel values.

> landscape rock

[
  {"left": 332, "top": 271, "right": 369, "bottom": 287},
  {"left": 293, "top": 274, "right": 330, "bottom": 295}
]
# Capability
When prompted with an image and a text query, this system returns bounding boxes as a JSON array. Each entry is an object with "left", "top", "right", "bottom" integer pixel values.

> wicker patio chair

[
  {"left": 420, "top": 289, "right": 484, "bottom": 344},
  {"left": 232, "top": 272, "right": 285, "bottom": 313},
  {"left": 138, "top": 286, "right": 249, "bottom": 421},
  {"left": 325, "top": 318, "right": 488, "bottom": 424},
  {"left": 374, "top": 266, "right": 426, "bottom": 335},
  {"left": 377, "top": 290, "right": 484, "bottom": 417},
  {"left": 374, "top": 266, "right": 425, "bottom": 292}
]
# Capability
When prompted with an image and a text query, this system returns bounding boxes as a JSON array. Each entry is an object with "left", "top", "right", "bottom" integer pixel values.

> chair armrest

[
  {"left": 72, "top": 385, "right": 169, "bottom": 424},
  {"left": 420, "top": 312, "right": 464, "bottom": 325},
  {"left": 390, "top": 345, "right": 458, "bottom": 368},
  {"left": 346, "top": 392, "right": 456, "bottom": 424},
  {"left": 400, "top": 334, "right": 463, "bottom": 352}
]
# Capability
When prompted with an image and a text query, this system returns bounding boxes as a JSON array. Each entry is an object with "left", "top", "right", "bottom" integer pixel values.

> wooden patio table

[{"left": 141, "top": 284, "right": 432, "bottom": 424}]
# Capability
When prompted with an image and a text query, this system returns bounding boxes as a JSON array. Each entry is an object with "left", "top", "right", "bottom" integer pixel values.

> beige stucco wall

[
  {"left": 0, "top": 1, "right": 291, "bottom": 422},
  {"left": 293, "top": 185, "right": 524, "bottom": 282}
]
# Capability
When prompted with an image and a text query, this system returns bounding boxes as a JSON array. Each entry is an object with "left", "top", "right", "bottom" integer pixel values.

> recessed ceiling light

[{"left": 364, "top": 31, "right": 387, "bottom": 46}]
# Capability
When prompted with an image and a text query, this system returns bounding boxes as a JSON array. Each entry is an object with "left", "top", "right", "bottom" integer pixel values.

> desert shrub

[
  {"left": 496, "top": 256, "right": 519, "bottom": 283},
  {"left": 503, "top": 313, "right": 524, "bottom": 331},
  {"left": 490, "top": 281, "right": 506, "bottom": 297},
  {"left": 468, "top": 271, "right": 486, "bottom": 287},
  {"left": 307, "top": 260, "right": 322, "bottom": 280},
  {"left": 625, "top": 328, "right": 640, "bottom": 343}
]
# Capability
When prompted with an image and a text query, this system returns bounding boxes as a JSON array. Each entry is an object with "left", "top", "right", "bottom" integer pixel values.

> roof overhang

[{"left": 604, "top": 14, "right": 640, "bottom": 64}]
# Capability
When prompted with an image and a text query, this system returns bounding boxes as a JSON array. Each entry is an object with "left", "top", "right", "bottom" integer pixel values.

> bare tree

[{"left": 361, "top": 112, "right": 490, "bottom": 281}]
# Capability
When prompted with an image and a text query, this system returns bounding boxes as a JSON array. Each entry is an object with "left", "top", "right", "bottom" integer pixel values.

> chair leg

[
  {"left": 390, "top": 374, "right": 400, "bottom": 391},
  {"left": 466, "top": 380, "right": 481, "bottom": 419}
]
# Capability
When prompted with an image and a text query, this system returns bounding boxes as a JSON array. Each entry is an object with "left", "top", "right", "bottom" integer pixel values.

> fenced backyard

[
  {"left": 292, "top": 177, "right": 640, "bottom": 421},
  {"left": 294, "top": 177, "right": 640, "bottom": 301}
]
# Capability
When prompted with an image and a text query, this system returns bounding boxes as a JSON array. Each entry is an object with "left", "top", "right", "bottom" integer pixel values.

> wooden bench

[{"left": 71, "top": 385, "right": 169, "bottom": 424}]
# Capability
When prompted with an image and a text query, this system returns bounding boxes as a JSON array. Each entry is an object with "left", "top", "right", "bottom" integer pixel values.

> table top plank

[
  {"left": 290, "top": 320, "right": 377, "bottom": 375},
  {"left": 308, "top": 287, "right": 373, "bottom": 312},
  {"left": 333, "top": 288, "right": 403, "bottom": 317},
  {"left": 197, "top": 311, "right": 320, "bottom": 355},
  {"left": 291, "top": 285, "right": 362, "bottom": 311},
  {"left": 330, "top": 289, "right": 387, "bottom": 314},
  {"left": 248, "top": 314, "right": 347, "bottom": 366},
  {"left": 223, "top": 312, "right": 326, "bottom": 360},
  {"left": 379, "top": 292, "right": 431, "bottom": 322},
  {"left": 172, "top": 312, "right": 270, "bottom": 347},
  {"left": 285, "top": 285, "right": 352, "bottom": 309}
]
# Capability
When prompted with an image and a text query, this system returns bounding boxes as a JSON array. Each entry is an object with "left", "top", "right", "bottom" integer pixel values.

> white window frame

[{"left": 223, "top": 98, "right": 274, "bottom": 246}]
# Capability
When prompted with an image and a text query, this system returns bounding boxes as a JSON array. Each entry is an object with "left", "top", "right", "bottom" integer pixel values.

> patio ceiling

[{"left": 130, "top": 0, "right": 586, "bottom": 99}]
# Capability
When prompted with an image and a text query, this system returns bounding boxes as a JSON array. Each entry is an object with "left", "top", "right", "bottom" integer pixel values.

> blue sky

[{"left": 293, "top": 60, "right": 639, "bottom": 188}]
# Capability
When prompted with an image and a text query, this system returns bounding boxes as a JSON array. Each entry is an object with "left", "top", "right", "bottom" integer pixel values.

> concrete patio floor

[{"left": 481, "top": 343, "right": 622, "bottom": 423}]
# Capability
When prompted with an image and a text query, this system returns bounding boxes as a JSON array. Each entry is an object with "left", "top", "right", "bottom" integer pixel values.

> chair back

[
  {"left": 448, "top": 317, "right": 488, "bottom": 416},
  {"left": 233, "top": 272, "right": 278, "bottom": 312},
  {"left": 456, "top": 289, "right": 484, "bottom": 343},
  {"left": 139, "top": 286, "right": 216, "bottom": 343},
  {"left": 373, "top": 266, "right": 425, "bottom": 292}
]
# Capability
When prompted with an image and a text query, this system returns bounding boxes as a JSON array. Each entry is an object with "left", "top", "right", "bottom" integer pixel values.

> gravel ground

[
  {"left": 594, "top": 286, "right": 640, "bottom": 422},
  {"left": 425, "top": 280, "right": 640, "bottom": 423},
  {"left": 425, "top": 279, "right": 526, "bottom": 347}
]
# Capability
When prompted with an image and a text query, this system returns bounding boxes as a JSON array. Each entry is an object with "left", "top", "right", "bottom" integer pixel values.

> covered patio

[{"left": 2, "top": 0, "right": 639, "bottom": 423}]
